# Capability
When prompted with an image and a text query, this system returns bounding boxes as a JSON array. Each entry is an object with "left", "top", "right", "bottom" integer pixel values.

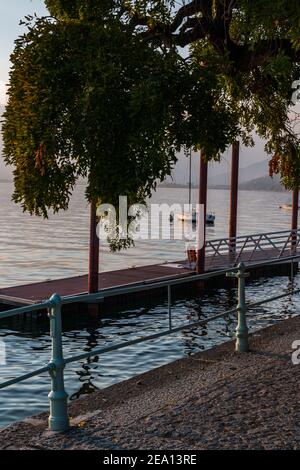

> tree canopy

[{"left": 2, "top": 1, "right": 300, "bottom": 246}]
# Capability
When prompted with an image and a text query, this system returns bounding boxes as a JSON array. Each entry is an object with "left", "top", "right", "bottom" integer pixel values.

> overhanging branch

[{"left": 126, "top": 1, "right": 299, "bottom": 72}]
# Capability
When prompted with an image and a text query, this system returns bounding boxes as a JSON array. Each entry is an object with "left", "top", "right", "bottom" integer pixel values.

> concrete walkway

[{"left": 1, "top": 315, "right": 300, "bottom": 450}]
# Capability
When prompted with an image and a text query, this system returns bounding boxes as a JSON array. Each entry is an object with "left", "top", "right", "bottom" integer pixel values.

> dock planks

[
  {"left": 0, "top": 247, "right": 298, "bottom": 307},
  {"left": 0, "top": 263, "right": 192, "bottom": 306}
]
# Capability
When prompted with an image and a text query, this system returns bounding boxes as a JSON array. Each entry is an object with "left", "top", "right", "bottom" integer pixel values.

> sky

[
  {"left": 0, "top": 0, "right": 48, "bottom": 93},
  {"left": 0, "top": 1, "right": 298, "bottom": 182},
  {"left": 0, "top": 1, "right": 48, "bottom": 177}
]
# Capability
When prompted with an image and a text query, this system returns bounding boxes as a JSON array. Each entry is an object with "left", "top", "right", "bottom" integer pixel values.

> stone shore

[{"left": 1, "top": 315, "right": 300, "bottom": 450}]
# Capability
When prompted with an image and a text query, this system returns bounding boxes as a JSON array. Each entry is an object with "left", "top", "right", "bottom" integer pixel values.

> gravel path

[{"left": 1, "top": 315, "right": 300, "bottom": 450}]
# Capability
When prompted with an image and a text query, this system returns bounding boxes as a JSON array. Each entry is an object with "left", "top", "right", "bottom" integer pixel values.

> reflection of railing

[
  {"left": 205, "top": 229, "right": 300, "bottom": 268},
  {"left": 0, "top": 255, "right": 300, "bottom": 432}
]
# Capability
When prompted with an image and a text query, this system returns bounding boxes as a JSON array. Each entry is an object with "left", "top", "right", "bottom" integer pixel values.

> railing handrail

[
  {"left": 206, "top": 234, "right": 300, "bottom": 249},
  {"left": 1, "top": 258, "right": 299, "bottom": 430},
  {"left": 205, "top": 229, "right": 300, "bottom": 267},
  {"left": 205, "top": 228, "right": 300, "bottom": 245},
  {"left": 59, "top": 252, "right": 300, "bottom": 305},
  {"left": 1, "top": 238, "right": 300, "bottom": 432},
  {"left": 1, "top": 252, "right": 300, "bottom": 318}
]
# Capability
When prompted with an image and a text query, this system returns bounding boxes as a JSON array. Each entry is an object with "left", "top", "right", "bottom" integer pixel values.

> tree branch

[
  {"left": 169, "top": 0, "right": 212, "bottom": 33},
  {"left": 231, "top": 39, "right": 300, "bottom": 71},
  {"left": 127, "top": 1, "right": 299, "bottom": 71}
]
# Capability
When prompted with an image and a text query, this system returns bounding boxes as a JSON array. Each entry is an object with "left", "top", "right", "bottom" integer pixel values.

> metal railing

[
  {"left": 205, "top": 229, "right": 300, "bottom": 268},
  {"left": 0, "top": 255, "right": 300, "bottom": 432}
]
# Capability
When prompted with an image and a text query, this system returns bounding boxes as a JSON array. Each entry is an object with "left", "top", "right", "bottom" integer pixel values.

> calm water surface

[
  {"left": 0, "top": 181, "right": 293, "bottom": 287},
  {"left": 0, "top": 181, "right": 298, "bottom": 427}
]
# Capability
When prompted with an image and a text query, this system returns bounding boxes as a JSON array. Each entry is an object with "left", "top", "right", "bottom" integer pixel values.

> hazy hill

[
  {"left": 210, "top": 174, "right": 285, "bottom": 192},
  {"left": 209, "top": 159, "right": 269, "bottom": 186},
  {"left": 239, "top": 175, "right": 284, "bottom": 192}
]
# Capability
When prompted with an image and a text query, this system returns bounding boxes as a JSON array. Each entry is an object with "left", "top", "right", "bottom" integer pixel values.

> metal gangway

[{"left": 205, "top": 229, "right": 300, "bottom": 270}]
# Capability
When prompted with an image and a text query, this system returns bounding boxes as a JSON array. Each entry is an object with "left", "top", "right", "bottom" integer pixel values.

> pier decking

[
  {"left": 0, "top": 235, "right": 299, "bottom": 307},
  {"left": 0, "top": 263, "right": 193, "bottom": 306}
]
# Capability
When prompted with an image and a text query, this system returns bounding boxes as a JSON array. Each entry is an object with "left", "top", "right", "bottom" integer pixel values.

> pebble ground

[{"left": 1, "top": 315, "right": 300, "bottom": 450}]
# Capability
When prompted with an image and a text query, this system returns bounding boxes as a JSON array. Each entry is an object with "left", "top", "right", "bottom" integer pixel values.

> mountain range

[
  {"left": 208, "top": 159, "right": 269, "bottom": 186},
  {"left": 208, "top": 159, "right": 284, "bottom": 192}
]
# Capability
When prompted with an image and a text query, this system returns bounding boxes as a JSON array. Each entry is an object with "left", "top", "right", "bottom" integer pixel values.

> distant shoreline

[
  {"left": 158, "top": 183, "right": 286, "bottom": 193},
  {"left": 208, "top": 185, "right": 286, "bottom": 193},
  {"left": 1, "top": 179, "right": 287, "bottom": 193}
]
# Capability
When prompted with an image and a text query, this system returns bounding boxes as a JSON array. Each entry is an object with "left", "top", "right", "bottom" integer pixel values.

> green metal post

[
  {"left": 235, "top": 263, "right": 249, "bottom": 352},
  {"left": 48, "top": 293, "right": 69, "bottom": 432},
  {"left": 226, "top": 262, "right": 249, "bottom": 352}
]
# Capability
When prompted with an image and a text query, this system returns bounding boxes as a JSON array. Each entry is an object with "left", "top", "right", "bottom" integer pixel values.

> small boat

[
  {"left": 177, "top": 209, "right": 215, "bottom": 225},
  {"left": 279, "top": 204, "right": 292, "bottom": 211},
  {"left": 279, "top": 204, "right": 300, "bottom": 211},
  {"left": 177, "top": 211, "right": 196, "bottom": 222},
  {"left": 206, "top": 213, "right": 216, "bottom": 225},
  {"left": 177, "top": 147, "right": 216, "bottom": 226}
]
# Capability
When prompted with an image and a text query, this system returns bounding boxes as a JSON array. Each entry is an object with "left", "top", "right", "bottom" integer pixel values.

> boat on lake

[
  {"left": 177, "top": 148, "right": 216, "bottom": 226},
  {"left": 177, "top": 210, "right": 215, "bottom": 225},
  {"left": 279, "top": 204, "right": 300, "bottom": 211}
]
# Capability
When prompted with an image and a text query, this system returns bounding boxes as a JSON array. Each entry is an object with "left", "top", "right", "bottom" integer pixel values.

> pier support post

[
  {"left": 227, "top": 262, "right": 249, "bottom": 352},
  {"left": 229, "top": 141, "right": 239, "bottom": 253},
  {"left": 48, "top": 293, "right": 69, "bottom": 432},
  {"left": 291, "top": 189, "right": 299, "bottom": 254},
  {"left": 167, "top": 285, "right": 172, "bottom": 330},
  {"left": 196, "top": 151, "right": 207, "bottom": 274},
  {"left": 88, "top": 201, "right": 99, "bottom": 294}
]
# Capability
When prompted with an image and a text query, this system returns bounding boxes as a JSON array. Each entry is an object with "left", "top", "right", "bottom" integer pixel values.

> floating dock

[
  {"left": 0, "top": 242, "right": 298, "bottom": 309},
  {"left": 0, "top": 262, "right": 193, "bottom": 307}
]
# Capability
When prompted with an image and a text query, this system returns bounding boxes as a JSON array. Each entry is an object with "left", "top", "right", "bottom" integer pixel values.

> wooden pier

[
  {"left": 1, "top": 139, "right": 299, "bottom": 311},
  {"left": 0, "top": 229, "right": 299, "bottom": 309},
  {"left": 0, "top": 262, "right": 192, "bottom": 307}
]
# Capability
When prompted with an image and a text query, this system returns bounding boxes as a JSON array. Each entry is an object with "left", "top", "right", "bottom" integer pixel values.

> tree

[
  {"left": 125, "top": 0, "right": 300, "bottom": 186},
  {"left": 2, "top": 1, "right": 300, "bottom": 248}
]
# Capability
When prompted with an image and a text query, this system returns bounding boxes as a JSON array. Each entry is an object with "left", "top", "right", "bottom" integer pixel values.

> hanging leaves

[
  {"left": 2, "top": 3, "right": 237, "bottom": 224},
  {"left": 2, "top": 1, "right": 300, "bottom": 250}
]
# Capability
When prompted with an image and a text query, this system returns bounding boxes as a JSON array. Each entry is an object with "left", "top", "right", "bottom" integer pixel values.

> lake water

[
  {"left": 0, "top": 181, "right": 299, "bottom": 428},
  {"left": 0, "top": 181, "right": 293, "bottom": 287}
]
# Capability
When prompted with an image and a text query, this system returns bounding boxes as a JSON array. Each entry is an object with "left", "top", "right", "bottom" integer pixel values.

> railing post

[
  {"left": 48, "top": 293, "right": 69, "bottom": 432},
  {"left": 227, "top": 262, "right": 249, "bottom": 352},
  {"left": 235, "top": 263, "right": 249, "bottom": 352}
]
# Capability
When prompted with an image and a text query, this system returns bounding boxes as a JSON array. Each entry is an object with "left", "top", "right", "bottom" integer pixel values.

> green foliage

[
  {"left": 2, "top": 0, "right": 300, "bottom": 250},
  {"left": 45, "top": 0, "right": 117, "bottom": 19},
  {"left": 2, "top": 4, "right": 236, "bottom": 245},
  {"left": 191, "top": 0, "right": 300, "bottom": 189}
]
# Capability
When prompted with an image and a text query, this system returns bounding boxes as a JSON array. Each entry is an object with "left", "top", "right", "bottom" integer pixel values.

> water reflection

[
  {"left": 1, "top": 273, "right": 299, "bottom": 427},
  {"left": 0, "top": 182, "right": 294, "bottom": 287}
]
